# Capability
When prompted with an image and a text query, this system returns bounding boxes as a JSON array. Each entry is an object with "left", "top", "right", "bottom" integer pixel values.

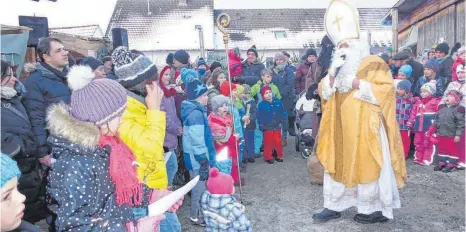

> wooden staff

[{"left": 216, "top": 13, "right": 244, "bottom": 203}]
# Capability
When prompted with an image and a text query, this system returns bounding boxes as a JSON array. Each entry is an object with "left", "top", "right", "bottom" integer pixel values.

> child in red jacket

[{"left": 407, "top": 81, "right": 441, "bottom": 166}]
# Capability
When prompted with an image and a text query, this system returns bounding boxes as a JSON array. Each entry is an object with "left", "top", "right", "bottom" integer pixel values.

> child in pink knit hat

[{"left": 200, "top": 168, "right": 252, "bottom": 231}]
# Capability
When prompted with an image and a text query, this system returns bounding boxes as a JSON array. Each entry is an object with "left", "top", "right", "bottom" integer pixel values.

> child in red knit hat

[
  {"left": 257, "top": 86, "right": 288, "bottom": 164},
  {"left": 200, "top": 168, "right": 252, "bottom": 231}
]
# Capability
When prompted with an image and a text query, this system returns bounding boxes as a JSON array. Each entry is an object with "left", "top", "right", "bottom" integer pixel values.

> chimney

[{"left": 179, "top": 0, "right": 187, "bottom": 7}]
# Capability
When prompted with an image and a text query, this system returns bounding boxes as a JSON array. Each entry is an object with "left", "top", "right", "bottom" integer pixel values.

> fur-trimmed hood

[{"left": 47, "top": 102, "right": 100, "bottom": 150}]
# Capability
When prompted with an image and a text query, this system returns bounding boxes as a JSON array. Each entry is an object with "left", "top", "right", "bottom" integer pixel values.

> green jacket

[{"left": 250, "top": 80, "right": 281, "bottom": 101}]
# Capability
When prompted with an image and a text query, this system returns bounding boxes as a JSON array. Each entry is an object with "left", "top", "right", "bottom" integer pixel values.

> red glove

[{"left": 150, "top": 190, "right": 184, "bottom": 213}]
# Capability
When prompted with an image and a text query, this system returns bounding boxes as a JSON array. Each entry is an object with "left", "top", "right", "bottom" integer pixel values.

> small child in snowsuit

[
  {"left": 396, "top": 80, "right": 415, "bottom": 159},
  {"left": 220, "top": 81, "right": 246, "bottom": 178},
  {"left": 257, "top": 86, "right": 288, "bottom": 164},
  {"left": 429, "top": 90, "right": 465, "bottom": 172},
  {"left": 240, "top": 84, "right": 258, "bottom": 162},
  {"left": 208, "top": 95, "right": 241, "bottom": 185},
  {"left": 407, "top": 81, "right": 441, "bottom": 166},
  {"left": 201, "top": 168, "right": 252, "bottom": 232}
]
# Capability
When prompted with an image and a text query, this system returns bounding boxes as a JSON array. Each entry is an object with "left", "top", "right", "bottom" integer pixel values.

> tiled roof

[
  {"left": 50, "top": 25, "right": 103, "bottom": 38},
  {"left": 213, "top": 8, "right": 392, "bottom": 50},
  {"left": 106, "top": 0, "right": 214, "bottom": 51}
]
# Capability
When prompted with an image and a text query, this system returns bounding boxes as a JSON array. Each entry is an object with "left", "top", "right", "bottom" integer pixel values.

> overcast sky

[{"left": 0, "top": 0, "right": 397, "bottom": 32}]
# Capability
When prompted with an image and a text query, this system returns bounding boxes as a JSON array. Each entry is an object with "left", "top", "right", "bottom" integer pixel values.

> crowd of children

[{"left": 393, "top": 44, "right": 466, "bottom": 172}]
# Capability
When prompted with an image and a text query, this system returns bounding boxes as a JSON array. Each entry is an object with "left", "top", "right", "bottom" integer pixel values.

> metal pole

[
  {"left": 195, "top": 25, "right": 206, "bottom": 58},
  {"left": 392, "top": 8, "right": 399, "bottom": 52},
  {"left": 215, "top": 13, "right": 244, "bottom": 203}
]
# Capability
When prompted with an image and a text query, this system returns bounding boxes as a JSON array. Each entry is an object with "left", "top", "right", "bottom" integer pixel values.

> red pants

[
  {"left": 263, "top": 130, "right": 283, "bottom": 160},
  {"left": 414, "top": 132, "right": 436, "bottom": 165},
  {"left": 437, "top": 136, "right": 460, "bottom": 167},
  {"left": 459, "top": 132, "right": 465, "bottom": 167},
  {"left": 400, "top": 130, "right": 411, "bottom": 159}
]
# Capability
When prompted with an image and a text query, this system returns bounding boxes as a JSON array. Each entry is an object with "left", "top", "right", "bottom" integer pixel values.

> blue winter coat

[
  {"left": 22, "top": 63, "right": 71, "bottom": 158},
  {"left": 413, "top": 76, "right": 445, "bottom": 97},
  {"left": 241, "top": 61, "right": 265, "bottom": 86},
  {"left": 272, "top": 65, "right": 295, "bottom": 116},
  {"left": 181, "top": 100, "right": 217, "bottom": 170},
  {"left": 257, "top": 98, "right": 288, "bottom": 131}
]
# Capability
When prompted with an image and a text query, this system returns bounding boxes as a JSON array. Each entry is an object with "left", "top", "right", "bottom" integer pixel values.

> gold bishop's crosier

[{"left": 216, "top": 13, "right": 245, "bottom": 203}]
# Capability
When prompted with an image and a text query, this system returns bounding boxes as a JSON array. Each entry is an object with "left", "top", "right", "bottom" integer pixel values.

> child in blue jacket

[
  {"left": 181, "top": 76, "right": 217, "bottom": 227},
  {"left": 257, "top": 86, "right": 288, "bottom": 164}
]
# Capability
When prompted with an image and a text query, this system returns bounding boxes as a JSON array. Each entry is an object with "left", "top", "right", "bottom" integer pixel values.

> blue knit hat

[
  {"left": 397, "top": 80, "right": 412, "bottom": 93},
  {"left": 197, "top": 58, "right": 207, "bottom": 67},
  {"left": 186, "top": 78, "right": 208, "bottom": 101},
  {"left": 1, "top": 153, "right": 21, "bottom": 188},
  {"left": 180, "top": 68, "right": 199, "bottom": 84},
  {"left": 424, "top": 59, "right": 439, "bottom": 73},
  {"left": 399, "top": 65, "right": 413, "bottom": 78}
]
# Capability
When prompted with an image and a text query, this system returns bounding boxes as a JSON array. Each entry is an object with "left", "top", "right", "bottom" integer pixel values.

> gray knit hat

[
  {"left": 68, "top": 65, "right": 127, "bottom": 127},
  {"left": 111, "top": 46, "right": 158, "bottom": 89},
  {"left": 421, "top": 81, "right": 437, "bottom": 95},
  {"left": 242, "top": 84, "right": 251, "bottom": 94},
  {"left": 210, "top": 95, "right": 229, "bottom": 112},
  {"left": 274, "top": 52, "right": 287, "bottom": 62}
]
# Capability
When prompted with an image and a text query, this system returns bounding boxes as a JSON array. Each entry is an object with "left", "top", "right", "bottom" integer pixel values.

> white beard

[{"left": 330, "top": 40, "right": 370, "bottom": 93}]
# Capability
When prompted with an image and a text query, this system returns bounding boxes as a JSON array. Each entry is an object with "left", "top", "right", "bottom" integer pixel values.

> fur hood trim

[{"left": 47, "top": 102, "right": 100, "bottom": 149}]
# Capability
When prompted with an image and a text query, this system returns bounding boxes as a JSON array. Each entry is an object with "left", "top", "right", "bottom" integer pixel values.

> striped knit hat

[
  {"left": 67, "top": 65, "right": 127, "bottom": 127},
  {"left": 112, "top": 46, "right": 158, "bottom": 89}
]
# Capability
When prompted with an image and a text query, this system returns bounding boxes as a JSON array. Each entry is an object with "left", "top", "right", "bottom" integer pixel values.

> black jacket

[
  {"left": 407, "top": 59, "right": 424, "bottom": 91},
  {"left": 22, "top": 63, "right": 71, "bottom": 158},
  {"left": 433, "top": 104, "right": 465, "bottom": 137},
  {"left": 243, "top": 99, "right": 257, "bottom": 130},
  {"left": 438, "top": 56, "right": 455, "bottom": 85},
  {"left": 1, "top": 96, "right": 46, "bottom": 223},
  {"left": 241, "top": 61, "right": 266, "bottom": 86},
  {"left": 272, "top": 65, "right": 296, "bottom": 116},
  {"left": 46, "top": 103, "right": 146, "bottom": 232}
]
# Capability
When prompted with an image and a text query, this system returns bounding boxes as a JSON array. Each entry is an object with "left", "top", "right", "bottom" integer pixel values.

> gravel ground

[{"left": 178, "top": 136, "right": 466, "bottom": 232}]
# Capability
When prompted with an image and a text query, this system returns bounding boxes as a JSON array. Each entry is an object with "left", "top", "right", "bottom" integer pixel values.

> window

[{"left": 274, "top": 31, "right": 287, "bottom": 39}]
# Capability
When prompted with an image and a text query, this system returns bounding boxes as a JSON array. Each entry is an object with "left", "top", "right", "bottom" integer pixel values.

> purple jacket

[{"left": 161, "top": 96, "right": 182, "bottom": 150}]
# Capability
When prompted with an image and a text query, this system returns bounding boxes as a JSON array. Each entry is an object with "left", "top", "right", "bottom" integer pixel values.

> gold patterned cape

[{"left": 317, "top": 55, "right": 407, "bottom": 188}]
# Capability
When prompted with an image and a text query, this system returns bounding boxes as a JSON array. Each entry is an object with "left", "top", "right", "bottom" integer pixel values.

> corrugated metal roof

[
  {"left": 50, "top": 25, "right": 103, "bottom": 38},
  {"left": 106, "top": 0, "right": 214, "bottom": 51},
  {"left": 213, "top": 8, "right": 392, "bottom": 50}
]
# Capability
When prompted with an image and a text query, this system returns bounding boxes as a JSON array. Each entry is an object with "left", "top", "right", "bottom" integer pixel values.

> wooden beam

[{"left": 392, "top": 8, "right": 399, "bottom": 52}]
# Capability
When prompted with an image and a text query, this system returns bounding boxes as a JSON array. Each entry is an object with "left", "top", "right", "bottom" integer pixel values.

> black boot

[
  {"left": 433, "top": 164, "right": 445, "bottom": 171},
  {"left": 265, "top": 160, "right": 274, "bottom": 164},
  {"left": 354, "top": 211, "right": 389, "bottom": 224},
  {"left": 312, "top": 208, "right": 341, "bottom": 223},
  {"left": 442, "top": 166, "right": 456, "bottom": 173},
  {"left": 274, "top": 157, "right": 284, "bottom": 162},
  {"left": 288, "top": 116, "right": 297, "bottom": 136}
]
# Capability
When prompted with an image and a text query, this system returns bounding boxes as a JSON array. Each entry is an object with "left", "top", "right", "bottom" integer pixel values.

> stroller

[{"left": 294, "top": 90, "right": 317, "bottom": 159}]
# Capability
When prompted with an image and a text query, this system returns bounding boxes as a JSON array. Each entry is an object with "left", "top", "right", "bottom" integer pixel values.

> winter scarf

[
  {"left": 99, "top": 134, "right": 143, "bottom": 207},
  {"left": 40, "top": 62, "right": 68, "bottom": 82},
  {"left": 1, "top": 87, "right": 17, "bottom": 99},
  {"left": 274, "top": 63, "right": 287, "bottom": 74},
  {"left": 208, "top": 113, "right": 233, "bottom": 140}
]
